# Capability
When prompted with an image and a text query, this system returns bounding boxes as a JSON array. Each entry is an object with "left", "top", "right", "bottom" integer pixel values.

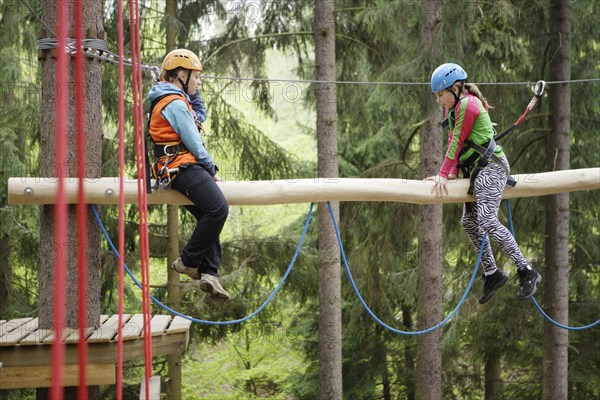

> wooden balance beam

[
  {"left": 7, "top": 168, "right": 600, "bottom": 206},
  {"left": 0, "top": 314, "right": 191, "bottom": 390}
]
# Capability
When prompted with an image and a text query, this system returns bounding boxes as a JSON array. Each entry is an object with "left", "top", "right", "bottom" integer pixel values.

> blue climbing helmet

[{"left": 430, "top": 63, "right": 468, "bottom": 93}]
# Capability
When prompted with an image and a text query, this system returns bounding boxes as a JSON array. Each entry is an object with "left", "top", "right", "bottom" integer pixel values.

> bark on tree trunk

[
  {"left": 164, "top": 2, "right": 183, "bottom": 397},
  {"left": 543, "top": 1, "right": 571, "bottom": 399},
  {"left": 484, "top": 353, "right": 503, "bottom": 400},
  {"left": 416, "top": 1, "right": 443, "bottom": 399},
  {"left": 314, "top": 1, "right": 342, "bottom": 399},
  {"left": 402, "top": 306, "right": 416, "bottom": 400},
  {"left": 38, "top": 1, "right": 103, "bottom": 399},
  {"left": 0, "top": 234, "right": 10, "bottom": 313}
]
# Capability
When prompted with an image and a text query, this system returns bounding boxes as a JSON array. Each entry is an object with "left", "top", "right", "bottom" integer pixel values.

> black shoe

[
  {"left": 517, "top": 267, "right": 542, "bottom": 299},
  {"left": 479, "top": 269, "right": 508, "bottom": 304}
]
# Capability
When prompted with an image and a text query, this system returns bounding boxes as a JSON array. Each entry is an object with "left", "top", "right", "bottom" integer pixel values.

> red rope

[
  {"left": 128, "top": 1, "right": 153, "bottom": 398},
  {"left": 116, "top": 0, "right": 126, "bottom": 399},
  {"left": 50, "top": 0, "right": 70, "bottom": 398},
  {"left": 74, "top": 0, "right": 88, "bottom": 398}
]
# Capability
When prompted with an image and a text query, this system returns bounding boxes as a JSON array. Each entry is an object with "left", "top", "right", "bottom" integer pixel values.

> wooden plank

[
  {"left": 120, "top": 314, "right": 145, "bottom": 340},
  {"left": 20, "top": 329, "right": 53, "bottom": 345},
  {"left": 0, "top": 319, "right": 38, "bottom": 346},
  {"left": 0, "top": 318, "right": 32, "bottom": 339},
  {"left": 8, "top": 168, "right": 600, "bottom": 206},
  {"left": 150, "top": 315, "right": 172, "bottom": 336},
  {"left": 20, "top": 315, "right": 109, "bottom": 345},
  {"left": 166, "top": 316, "right": 192, "bottom": 349},
  {"left": 64, "top": 327, "right": 96, "bottom": 344},
  {"left": 0, "top": 364, "right": 115, "bottom": 389},
  {"left": 139, "top": 375, "right": 161, "bottom": 400},
  {"left": 64, "top": 314, "right": 110, "bottom": 343},
  {"left": 166, "top": 316, "right": 192, "bottom": 335},
  {"left": 42, "top": 327, "right": 75, "bottom": 344},
  {"left": 0, "top": 330, "right": 189, "bottom": 368},
  {"left": 88, "top": 314, "right": 131, "bottom": 343}
]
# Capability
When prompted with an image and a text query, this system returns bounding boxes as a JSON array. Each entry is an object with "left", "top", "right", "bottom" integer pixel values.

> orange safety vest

[{"left": 148, "top": 93, "right": 198, "bottom": 171}]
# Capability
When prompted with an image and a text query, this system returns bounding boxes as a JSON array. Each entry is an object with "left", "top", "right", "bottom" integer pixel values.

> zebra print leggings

[{"left": 461, "top": 156, "right": 530, "bottom": 275}]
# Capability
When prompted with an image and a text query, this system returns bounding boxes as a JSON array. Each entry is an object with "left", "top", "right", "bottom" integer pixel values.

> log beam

[{"left": 7, "top": 168, "right": 600, "bottom": 206}]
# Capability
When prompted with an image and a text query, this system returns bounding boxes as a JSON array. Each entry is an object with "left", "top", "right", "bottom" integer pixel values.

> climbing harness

[
  {"left": 456, "top": 80, "right": 546, "bottom": 197},
  {"left": 457, "top": 138, "right": 516, "bottom": 196},
  {"left": 145, "top": 93, "right": 196, "bottom": 191},
  {"left": 149, "top": 141, "right": 186, "bottom": 190}
]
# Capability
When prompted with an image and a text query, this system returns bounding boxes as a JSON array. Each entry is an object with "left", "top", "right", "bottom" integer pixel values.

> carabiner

[
  {"left": 150, "top": 66, "right": 160, "bottom": 83},
  {"left": 534, "top": 80, "right": 546, "bottom": 97},
  {"left": 163, "top": 144, "right": 179, "bottom": 157}
]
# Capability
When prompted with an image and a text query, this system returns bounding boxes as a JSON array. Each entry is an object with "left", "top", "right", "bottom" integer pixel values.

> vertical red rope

[
  {"left": 128, "top": 1, "right": 152, "bottom": 397},
  {"left": 116, "top": 0, "right": 126, "bottom": 399},
  {"left": 50, "top": 0, "right": 69, "bottom": 398},
  {"left": 74, "top": 0, "right": 88, "bottom": 398}
]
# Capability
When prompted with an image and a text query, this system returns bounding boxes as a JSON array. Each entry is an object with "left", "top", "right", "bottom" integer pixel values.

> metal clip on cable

[
  {"left": 534, "top": 80, "right": 546, "bottom": 97},
  {"left": 150, "top": 66, "right": 160, "bottom": 83}
]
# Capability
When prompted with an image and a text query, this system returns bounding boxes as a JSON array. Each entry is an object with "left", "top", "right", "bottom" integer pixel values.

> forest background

[{"left": 0, "top": 0, "right": 598, "bottom": 399}]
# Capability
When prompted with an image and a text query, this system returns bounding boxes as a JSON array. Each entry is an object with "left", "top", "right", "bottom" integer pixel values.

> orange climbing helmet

[{"left": 162, "top": 49, "right": 203, "bottom": 72}]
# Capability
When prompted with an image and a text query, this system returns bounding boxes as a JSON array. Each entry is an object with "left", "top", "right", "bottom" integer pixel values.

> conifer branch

[{"left": 205, "top": 31, "right": 377, "bottom": 64}]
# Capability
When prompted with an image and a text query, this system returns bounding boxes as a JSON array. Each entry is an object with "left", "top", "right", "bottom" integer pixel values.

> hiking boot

[
  {"left": 199, "top": 274, "right": 230, "bottom": 302},
  {"left": 517, "top": 267, "right": 542, "bottom": 299},
  {"left": 171, "top": 257, "right": 200, "bottom": 280},
  {"left": 479, "top": 269, "right": 508, "bottom": 304}
]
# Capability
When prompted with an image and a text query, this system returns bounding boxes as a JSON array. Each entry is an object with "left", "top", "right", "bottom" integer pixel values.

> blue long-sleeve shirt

[
  {"left": 147, "top": 82, "right": 216, "bottom": 175},
  {"left": 188, "top": 90, "right": 207, "bottom": 123}
]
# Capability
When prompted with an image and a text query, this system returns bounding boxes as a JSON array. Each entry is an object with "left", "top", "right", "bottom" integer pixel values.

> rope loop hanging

[{"left": 92, "top": 203, "right": 314, "bottom": 325}]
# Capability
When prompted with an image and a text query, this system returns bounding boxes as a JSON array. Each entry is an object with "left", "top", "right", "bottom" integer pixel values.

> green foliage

[
  {"left": 2, "top": 0, "right": 599, "bottom": 398},
  {"left": 182, "top": 319, "right": 305, "bottom": 399},
  {"left": 0, "top": 0, "right": 41, "bottom": 320}
]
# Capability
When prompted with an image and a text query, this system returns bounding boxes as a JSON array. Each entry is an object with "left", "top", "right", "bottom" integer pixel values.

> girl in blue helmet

[{"left": 426, "top": 63, "right": 541, "bottom": 304}]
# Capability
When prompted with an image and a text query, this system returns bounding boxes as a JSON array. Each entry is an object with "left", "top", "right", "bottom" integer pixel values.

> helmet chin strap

[
  {"left": 177, "top": 70, "right": 192, "bottom": 93},
  {"left": 451, "top": 81, "right": 465, "bottom": 108},
  {"left": 451, "top": 91, "right": 460, "bottom": 108}
]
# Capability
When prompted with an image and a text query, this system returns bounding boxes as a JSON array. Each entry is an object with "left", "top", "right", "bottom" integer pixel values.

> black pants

[{"left": 171, "top": 164, "right": 228, "bottom": 277}]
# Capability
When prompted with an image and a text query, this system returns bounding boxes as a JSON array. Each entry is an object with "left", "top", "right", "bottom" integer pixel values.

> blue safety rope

[
  {"left": 505, "top": 200, "right": 600, "bottom": 330},
  {"left": 92, "top": 203, "right": 314, "bottom": 325},
  {"left": 327, "top": 201, "right": 486, "bottom": 335}
]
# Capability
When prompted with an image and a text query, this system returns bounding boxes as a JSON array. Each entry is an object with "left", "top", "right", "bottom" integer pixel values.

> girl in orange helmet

[{"left": 148, "top": 49, "right": 230, "bottom": 302}]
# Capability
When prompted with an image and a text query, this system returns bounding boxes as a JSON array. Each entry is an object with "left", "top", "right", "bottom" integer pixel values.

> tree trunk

[
  {"left": 416, "top": 1, "right": 443, "bottom": 399},
  {"left": 164, "top": 1, "right": 184, "bottom": 398},
  {"left": 38, "top": 1, "right": 103, "bottom": 399},
  {"left": 314, "top": 1, "right": 342, "bottom": 399},
  {"left": 402, "top": 305, "right": 416, "bottom": 400},
  {"left": 0, "top": 234, "right": 10, "bottom": 313},
  {"left": 543, "top": 1, "right": 571, "bottom": 399},
  {"left": 484, "top": 353, "right": 503, "bottom": 400}
]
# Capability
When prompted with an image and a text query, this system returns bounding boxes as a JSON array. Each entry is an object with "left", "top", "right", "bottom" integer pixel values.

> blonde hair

[{"left": 463, "top": 82, "right": 491, "bottom": 109}]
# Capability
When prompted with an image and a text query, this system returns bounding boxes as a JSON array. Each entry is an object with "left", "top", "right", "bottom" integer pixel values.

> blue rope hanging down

[
  {"left": 92, "top": 203, "right": 314, "bottom": 325},
  {"left": 505, "top": 200, "right": 600, "bottom": 330},
  {"left": 93, "top": 200, "right": 598, "bottom": 331},
  {"left": 327, "top": 201, "right": 486, "bottom": 336}
]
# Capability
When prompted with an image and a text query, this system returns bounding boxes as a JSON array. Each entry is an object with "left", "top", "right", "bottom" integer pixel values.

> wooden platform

[{"left": 0, "top": 314, "right": 192, "bottom": 390}]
